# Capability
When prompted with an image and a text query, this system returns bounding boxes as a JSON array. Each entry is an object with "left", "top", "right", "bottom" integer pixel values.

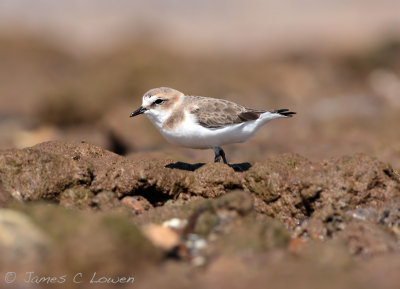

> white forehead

[{"left": 142, "top": 94, "right": 158, "bottom": 106}]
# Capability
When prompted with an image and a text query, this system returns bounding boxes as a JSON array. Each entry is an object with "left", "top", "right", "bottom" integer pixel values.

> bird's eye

[{"left": 154, "top": 99, "right": 164, "bottom": 105}]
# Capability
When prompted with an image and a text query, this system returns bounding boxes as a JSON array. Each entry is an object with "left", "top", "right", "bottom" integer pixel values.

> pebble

[{"left": 142, "top": 224, "right": 180, "bottom": 252}]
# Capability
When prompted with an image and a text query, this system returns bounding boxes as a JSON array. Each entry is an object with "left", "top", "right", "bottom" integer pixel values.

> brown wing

[{"left": 186, "top": 96, "right": 265, "bottom": 129}]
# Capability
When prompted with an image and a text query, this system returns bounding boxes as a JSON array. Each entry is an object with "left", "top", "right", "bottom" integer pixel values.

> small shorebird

[{"left": 130, "top": 87, "right": 295, "bottom": 164}]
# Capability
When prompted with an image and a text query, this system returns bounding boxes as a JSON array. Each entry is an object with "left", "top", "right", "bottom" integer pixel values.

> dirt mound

[{"left": 0, "top": 141, "right": 400, "bottom": 288}]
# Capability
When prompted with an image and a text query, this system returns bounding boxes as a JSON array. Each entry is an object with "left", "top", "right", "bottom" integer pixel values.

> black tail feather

[{"left": 272, "top": 109, "right": 296, "bottom": 117}]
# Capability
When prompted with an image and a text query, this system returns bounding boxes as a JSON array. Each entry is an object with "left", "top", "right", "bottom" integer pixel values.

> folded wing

[{"left": 188, "top": 96, "right": 264, "bottom": 129}]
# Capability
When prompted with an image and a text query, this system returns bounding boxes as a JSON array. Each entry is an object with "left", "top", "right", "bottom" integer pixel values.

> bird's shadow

[{"left": 165, "top": 161, "right": 252, "bottom": 172}]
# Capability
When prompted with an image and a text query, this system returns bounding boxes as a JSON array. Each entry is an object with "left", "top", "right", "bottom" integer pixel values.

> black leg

[
  {"left": 219, "top": 148, "right": 228, "bottom": 164},
  {"left": 213, "top": 147, "right": 221, "bottom": 163},
  {"left": 213, "top": 147, "right": 228, "bottom": 164}
]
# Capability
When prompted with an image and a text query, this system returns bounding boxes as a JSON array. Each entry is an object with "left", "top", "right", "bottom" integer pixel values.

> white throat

[
  {"left": 143, "top": 94, "right": 185, "bottom": 130},
  {"left": 144, "top": 109, "right": 171, "bottom": 129}
]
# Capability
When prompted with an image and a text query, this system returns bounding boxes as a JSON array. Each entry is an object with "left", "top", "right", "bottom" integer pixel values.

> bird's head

[{"left": 130, "top": 87, "right": 184, "bottom": 123}]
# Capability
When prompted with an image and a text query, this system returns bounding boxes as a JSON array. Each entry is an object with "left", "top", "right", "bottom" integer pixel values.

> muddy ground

[{"left": 0, "top": 140, "right": 399, "bottom": 289}]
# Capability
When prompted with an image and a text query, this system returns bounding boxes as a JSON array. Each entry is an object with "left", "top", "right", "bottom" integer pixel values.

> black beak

[{"left": 130, "top": 106, "right": 147, "bottom": 117}]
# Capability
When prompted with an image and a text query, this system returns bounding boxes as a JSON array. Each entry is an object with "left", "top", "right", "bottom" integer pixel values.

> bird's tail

[{"left": 271, "top": 109, "right": 296, "bottom": 117}]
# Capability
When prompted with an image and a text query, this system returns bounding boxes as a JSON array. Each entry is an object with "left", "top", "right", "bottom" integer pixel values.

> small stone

[
  {"left": 162, "top": 218, "right": 188, "bottom": 230},
  {"left": 288, "top": 237, "right": 306, "bottom": 254},
  {"left": 121, "top": 196, "right": 153, "bottom": 213},
  {"left": 347, "top": 208, "right": 378, "bottom": 222},
  {"left": 91, "top": 191, "right": 121, "bottom": 210},
  {"left": 191, "top": 255, "right": 206, "bottom": 267},
  {"left": 143, "top": 224, "right": 180, "bottom": 252},
  {"left": 186, "top": 233, "right": 208, "bottom": 251}
]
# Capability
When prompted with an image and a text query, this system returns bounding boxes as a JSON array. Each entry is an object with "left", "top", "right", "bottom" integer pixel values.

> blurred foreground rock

[{"left": 0, "top": 141, "right": 400, "bottom": 288}]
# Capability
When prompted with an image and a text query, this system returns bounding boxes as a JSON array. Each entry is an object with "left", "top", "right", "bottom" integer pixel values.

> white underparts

[{"left": 151, "top": 110, "right": 286, "bottom": 149}]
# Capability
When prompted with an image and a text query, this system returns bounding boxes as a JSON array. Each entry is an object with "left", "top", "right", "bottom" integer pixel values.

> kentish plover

[{"left": 130, "top": 87, "right": 295, "bottom": 164}]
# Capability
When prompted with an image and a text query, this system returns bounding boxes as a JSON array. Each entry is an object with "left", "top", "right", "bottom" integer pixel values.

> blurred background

[{"left": 0, "top": 0, "right": 399, "bottom": 168}]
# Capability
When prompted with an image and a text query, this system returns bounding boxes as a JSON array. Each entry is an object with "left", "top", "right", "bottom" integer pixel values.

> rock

[
  {"left": 0, "top": 181, "right": 12, "bottom": 206},
  {"left": 91, "top": 191, "right": 122, "bottom": 210},
  {"left": 0, "top": 209, "right": 50, "bottom": 264},
  {"left": 143, "top": 224, "right": 181, "bottom": 252},
  {"left": 248, "top": 154, "right": 400, "bottom": 227},
  {"left": 337, "top": 221, "right": 398, "bottom": 256},
  {"left": 0, "top": 140, "right": 399, "bottom": 264},
  {"left": 4, "top": 204, "right": 162, "bottom": 277},
  {"left": 299, "top": 240, "right": 353, "bottom": 269},
  {"left": 122, "top": 195, "right": 153, "bottom": 214},
  {"left": 217, "top": 215, "right": 290, "bottom": 254},
  {"left": 0, "top": 146, "right": 92, "bottom": 201},
  {"left": 378, "top": 202, "right": 400, "bottom": 239},
  {"left": 182, "top": 190, "right": 253, "bottom": 237},
  {"left": 1, "top": 142, "right": 399, "bottom": 222},
  {"left": 163, "top": 218, "right": 188, "bottom": 231},
  {"left": 59, "top": 187, "right": 94, "bottom": 209},
  {"left": 288, "top": 237, "right": 307, "bottom": 254}
]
